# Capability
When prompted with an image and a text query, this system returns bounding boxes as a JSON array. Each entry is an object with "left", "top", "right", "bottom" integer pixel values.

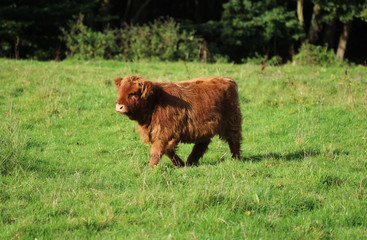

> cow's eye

[
  {"left": 129, "top": 91, "right": 140, "bottom": 98},
  {"left": 129, "top": 92, "right": 140, "bottom": 98}
]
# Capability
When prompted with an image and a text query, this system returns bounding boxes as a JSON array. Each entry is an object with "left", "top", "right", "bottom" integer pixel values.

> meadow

[{"left": 1, "top": 59, "right": 366, "bottom": 239}]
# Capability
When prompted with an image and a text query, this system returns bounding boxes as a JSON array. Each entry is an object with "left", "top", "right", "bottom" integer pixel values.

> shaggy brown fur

[{"left": 115, "top": 75, "right": 242, "bottom": 167}]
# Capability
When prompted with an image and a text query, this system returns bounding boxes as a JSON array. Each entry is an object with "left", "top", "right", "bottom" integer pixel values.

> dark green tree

[
  {"left": 219, "top": 0, "right": 303, "bottom": 61},
  {"left": 307, "top": 0, "right": 367, "bottom": 59},
  {"left": 0, "top": 0, "right": 101, "bottom": 59}
]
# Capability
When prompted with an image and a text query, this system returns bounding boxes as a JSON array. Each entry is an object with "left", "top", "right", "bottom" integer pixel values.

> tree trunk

[
  {"left": 15, "top": 37, "right": 19, "bottom": 60},
  {"left": 297, "top": 0, "right": 305, "bottom": 38},
  {"left": 297, "top": 0, "right": 304, "bottom": 24},
  {"left": 322, "top": 18, "right": 337, "bottom": 49},
  {"left": 308, "top": 3, "right": 323, "bottom": 44},
  {"left": 336, "top": 21, "right": 352, "bottom": 60}
]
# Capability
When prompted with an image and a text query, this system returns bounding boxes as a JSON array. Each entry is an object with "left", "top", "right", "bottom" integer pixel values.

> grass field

[{"left": 1, "top": 59, "right": 367, "bottom": 239}]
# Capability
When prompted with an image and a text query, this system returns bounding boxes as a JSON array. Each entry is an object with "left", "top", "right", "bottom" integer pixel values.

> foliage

[
  {"left": 61, "top": 15, "right": 116, "bottom": 60},
  {"left": 315, "top": 0, "right": 367, "bottom": 23},
  {"left": 0, "top": 0, "right": 101, "bottom": 59},
  {"left": 0, "top": 20, "right": 27, "bottom": 58},
  {"left": 212, "top": 54, "right": 231, "bottom": 63},
  {"left": 61, "top": 16, "right": 203, "bottom": 61},
  {"left": 1, "top": 59, "right": 367, "bottom": 238},
  {"left": 293, "top": 42, "right": 345, "bottom": 66},
  {"left": 220, "top": 0, "right": 303, "bottom": 60},
  {"left": 242, "top": 53, "right": 282, "bottom": 66},
  {"left": 1, "top": 1, "right": 366, "bottom": 63}
]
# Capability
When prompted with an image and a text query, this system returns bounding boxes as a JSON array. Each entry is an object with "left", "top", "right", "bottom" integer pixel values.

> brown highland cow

[{"left": 115, "top": 75, "right": 242, "bottom": 167}]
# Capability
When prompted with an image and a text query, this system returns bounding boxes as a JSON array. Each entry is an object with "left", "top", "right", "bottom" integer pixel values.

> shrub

[
  {"left": 61, "top": 16, "right": 203, "bottom": 61},
  {"left": 293, "top": 43, "right": 345, "bottom": 67},
  {"left": 242, "top": 53, "right": 282, "bottom": 66},
  {"left": 213, "top": 54, "right": 230, "bottom": 63},
  {"left": 61, "top": 15, "right": 116, "bottom": 60}
]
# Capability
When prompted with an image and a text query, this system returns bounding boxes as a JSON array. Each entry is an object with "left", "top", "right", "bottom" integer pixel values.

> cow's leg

[
  {"left": 186, "top": 140, "right": 211, "bottom": 166},
  {"left": 149, "top": 141, "right": 165, "bottom": 167},
  {"left": 165, "top": 150, "right": 185, "bottom": 167},
  {"left": 228, "top": 136, "right": 241, "bottom": 159}
]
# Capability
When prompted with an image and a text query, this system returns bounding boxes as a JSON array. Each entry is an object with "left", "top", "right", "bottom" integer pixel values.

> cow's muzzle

[{"left": 116, "top": 104, "right": 126, "bottom": 113}]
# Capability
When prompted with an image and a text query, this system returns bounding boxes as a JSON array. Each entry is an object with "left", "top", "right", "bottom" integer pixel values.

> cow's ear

[
  {"left": 141, "top": 81, "right": 153, "bottom": 99},
  {"left": 114, "top": 77, "right": 123, "bottom": 88}
]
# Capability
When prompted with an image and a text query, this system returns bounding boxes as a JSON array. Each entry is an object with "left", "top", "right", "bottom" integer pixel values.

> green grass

[{"left": 1, "top": 59, "right": 367, "bottom": 239}]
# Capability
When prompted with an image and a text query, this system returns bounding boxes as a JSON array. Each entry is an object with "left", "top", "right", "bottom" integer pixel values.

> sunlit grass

[{"left": 1, "top": 59, "right": 366, "bottom": 239}]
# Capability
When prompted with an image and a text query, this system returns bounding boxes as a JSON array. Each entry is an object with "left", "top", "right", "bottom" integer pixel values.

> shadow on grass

[
  {"left": 240, "top": 149, "right": 349, "bottom": 163},
  {"left": 200, "top": 149, "right": 322, "bottom": 166},
  {"left": 241, "top": 149, "right": 321, "bottom": 162},
  {"left": 199, "top": 150, "right": 322, "bottom": 165}
]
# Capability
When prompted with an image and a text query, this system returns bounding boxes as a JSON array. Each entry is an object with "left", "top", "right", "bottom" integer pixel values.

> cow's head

[{"left": 114, "top": 75, "right": 153, "bottom": 119}]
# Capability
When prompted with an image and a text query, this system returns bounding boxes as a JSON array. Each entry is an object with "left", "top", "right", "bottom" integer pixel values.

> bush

[
  {"left": 242, "top": 53, "right": 282, "bottom": 66},
  {"left": 61, "top": 16, "right": 203, "bottom": 61},
  {"left": 61, "top": 15, "right": 116, "bottom": 60},
  {"left": 293, "top": 43, "right": 345, "bottom": 67}
]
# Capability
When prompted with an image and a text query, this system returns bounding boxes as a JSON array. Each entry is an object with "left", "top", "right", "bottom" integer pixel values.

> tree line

[{"left": 0, "top": 0, "right": 366, "bottom": 63}]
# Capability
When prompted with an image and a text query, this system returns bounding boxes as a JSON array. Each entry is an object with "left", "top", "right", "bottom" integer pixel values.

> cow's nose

[{"left": 116, "top": 104, "right": 124, "bottom": 112}]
